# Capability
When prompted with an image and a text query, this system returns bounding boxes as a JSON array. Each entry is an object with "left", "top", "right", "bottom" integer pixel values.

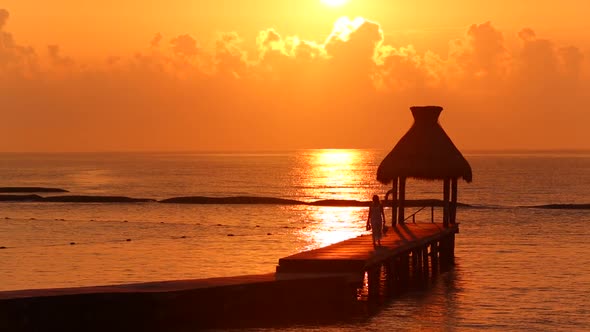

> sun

[{"left": 321, "top": 0, "right": 348, "bottom": 7}]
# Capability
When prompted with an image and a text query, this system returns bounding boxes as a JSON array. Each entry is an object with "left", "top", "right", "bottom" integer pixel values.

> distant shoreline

[
  {"left": 0, "top": 187, "right": 68, "bottom": 193},
  {"left": 1, "top": 187, "right": 588, "bottom": 209},
  {"left": 0, "top": 191, "right": 588, "bottom": 209},
  {"left": 0, "top": 193, "right": 464, "bottom": 207}
]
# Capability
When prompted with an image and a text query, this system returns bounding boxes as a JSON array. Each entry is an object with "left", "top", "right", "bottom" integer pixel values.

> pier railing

[
  {"left": 403, "top": 205, "right": 435, "bottom": 223},
  {"left": 382, "top": 199, "right": 444, "bottom": 224}
]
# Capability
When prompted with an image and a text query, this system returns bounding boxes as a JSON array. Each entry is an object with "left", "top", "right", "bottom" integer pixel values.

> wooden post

[
  {"left": 450, "top": 233, "right": 456, "bottom": 265},
  {"left": 422, "top": 245, "right": 430, "bottom": 281},
  {"left": 439, "top": 238, "right": 447, "bottom": 271},
  {"left": 367, "top": 265, "right": 381, "bottom": 305},
  {"left": 394, "top": 256, "right": 403, "bottom": 296},
  {"left": 451, "top": 177, "right": 458, "bottom": 224},
  {"left": 385, "top": 257, "right": 396, "bottom": 298},
  {"left": 431, "top": 242, "right": 439, "bottom": 276},
  {"left": 398, "top": 176, "right": 406, "bottom": 225},
  {"left": 443, "top": 178, "right": 450, "bottom": 228},
  {"left": 439, "top": 235, "right": 454, "bottom": 271},
  {"left": 400, "top": 252, "right": 410, "bottom": 288},
  {"left": 415, "top": 248, "right": 423, "bottom": 285},
  {"left": 392, "top": 177, "right": 398, "bottom": 227},
  {"left": 411, "top": 249, "right": 418, "bottom": 282}
]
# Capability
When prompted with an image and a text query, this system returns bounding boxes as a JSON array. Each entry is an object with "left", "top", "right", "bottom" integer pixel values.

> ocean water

[{"left": 1, "top": 150, "right": 589, "bottom": 331}]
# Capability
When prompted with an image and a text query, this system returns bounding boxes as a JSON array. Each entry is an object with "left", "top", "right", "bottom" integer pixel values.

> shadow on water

[
  {"left": 361, "top": 265, "right": 460, "bottom": 321},
  {"left": 371, "top": 266, "right": 462, "bottom": 330},
  {"left": 220, "top": 267, "right": 462, "bottom": 332}
]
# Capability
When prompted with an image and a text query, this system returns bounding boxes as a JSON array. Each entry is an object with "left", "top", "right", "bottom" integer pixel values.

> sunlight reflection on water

[
  {"left": 298, "top": 206, "right": 367, "bottom": 250},
  {"left": 296, "top": 149, "right": 373, "bottom": 249},
  {"left": 300, "top": 149, "right": 378, "bottom": 201}
]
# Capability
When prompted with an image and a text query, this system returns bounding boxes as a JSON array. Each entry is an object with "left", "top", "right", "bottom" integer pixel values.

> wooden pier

[
  {"left": 0, "top": 221, "right": 458, "bottom": 331},
  {"left": 277, "top": 222, "right": 458, "bottom": 305}
]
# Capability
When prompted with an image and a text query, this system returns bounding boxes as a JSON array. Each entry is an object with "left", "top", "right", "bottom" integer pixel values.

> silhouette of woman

[{"left": 366, "top": 194, "right": 386, "bottom": 247}]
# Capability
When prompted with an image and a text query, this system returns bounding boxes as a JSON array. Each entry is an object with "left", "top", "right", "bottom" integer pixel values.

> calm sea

[{"left": 1, "top": 150, "right": 589, "bottom": 331}]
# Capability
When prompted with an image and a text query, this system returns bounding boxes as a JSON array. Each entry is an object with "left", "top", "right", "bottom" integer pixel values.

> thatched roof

[{"left": 377, "top": 106, "right": 472, "bottom": 184}]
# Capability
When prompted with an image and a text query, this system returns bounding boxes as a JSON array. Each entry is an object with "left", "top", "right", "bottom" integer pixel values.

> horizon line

[{"left": 1, "top": 148, "right": 590, "bottom": 154}]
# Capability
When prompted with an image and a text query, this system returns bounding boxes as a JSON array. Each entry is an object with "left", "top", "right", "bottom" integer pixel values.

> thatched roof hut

[
  {"left": 377, "top": 106, "right": 472, "bottom": 227},
  {"left": 377, "top": 106, "right": 472, "bottom": 183}
]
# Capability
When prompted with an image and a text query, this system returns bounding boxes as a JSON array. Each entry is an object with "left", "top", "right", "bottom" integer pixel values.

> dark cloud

[{"left": 48, "top": 45, "right": 74, "bottom": 67}]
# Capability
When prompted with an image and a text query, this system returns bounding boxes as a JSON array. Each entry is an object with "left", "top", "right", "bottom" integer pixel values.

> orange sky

[{"left": 1, "top": 1, "right": 590, "bottom": 152}]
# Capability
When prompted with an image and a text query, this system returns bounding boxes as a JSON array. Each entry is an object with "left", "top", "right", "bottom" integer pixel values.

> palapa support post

[
  {"left": 443, "top": 178, "right": 450, "bottom": 228},
  {"left": 451, "top": 177, "right": 458, "bottom": 224},
  {"left": 391, "top": 177, "right": 398, "bottom": 227},
  {"left": 439, "top": 234, "right": 456, "bottom": 271},
  {"left": 431, "top": 241, "right": 439, "bottom": 276},
  {"left": 398, "top": 176, "right": 406, "bottom": 225}
]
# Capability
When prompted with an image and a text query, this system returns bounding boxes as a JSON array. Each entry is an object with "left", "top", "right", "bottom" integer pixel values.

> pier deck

[{"left": 277, "top": 222, "right": 458, "bottom": 275}]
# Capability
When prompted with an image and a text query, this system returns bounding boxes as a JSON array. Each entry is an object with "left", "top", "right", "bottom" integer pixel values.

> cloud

[
  {"left": 1, "top": 10, "right": 589, "bottom": 151},
  {"left": 0, "top": 9, "right": 38, "bottom": 77},
  {"left": 513, "top": 27, "right": 585, "bottom": 96},
  {"left": 324, "top": 17, "right": 382, "bottom": 75},
  {"left": 517, "top": 28, "right": 558, "bottom": 77},
  {"left": 214, "top": 32, "right": 248, "bottom": 78},
  {"left": 446, "top": 21, "right": 509, "bottom": 88},
  {"left": 170, "top": 34, "right": 199, "bottom": 57},
  {"left": 257, "top": 29, "right": 283, "bottom": 55},
  {"left": 374, "top": 45, "right": 435, "bottom": 92},
  {"left": 150, "top": 33, "right": 162, "bottom": 48},
  {"left": 256, "top": 29, "right": 325, "bottom": 64},
  {"left": 48, "top": 45, "right": 74, "bottom": 67},
  {"left": 558, "top": 46, "right": 584, "bottom": 80},
  {"left": 0, "top": 8, "right": 8, "bottom": 29}
]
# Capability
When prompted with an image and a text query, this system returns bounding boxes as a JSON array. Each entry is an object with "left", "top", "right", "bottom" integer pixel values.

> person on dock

[{"left": 366, "top": 194, "right": 386, "bottom": 247}]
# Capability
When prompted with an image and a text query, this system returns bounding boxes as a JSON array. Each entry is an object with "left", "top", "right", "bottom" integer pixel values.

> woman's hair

[{"left": 372, "top": 195, "right": 379, "bottom": 203}]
